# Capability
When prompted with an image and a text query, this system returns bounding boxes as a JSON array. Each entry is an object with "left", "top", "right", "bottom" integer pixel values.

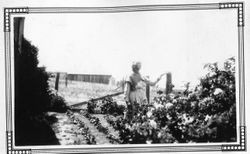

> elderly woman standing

[{"left": 124, "top": 62, "right": 166, "bottom": 119}]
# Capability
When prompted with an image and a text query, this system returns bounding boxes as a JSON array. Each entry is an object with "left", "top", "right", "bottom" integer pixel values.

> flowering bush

[{"left": 105, "top": 57, "right": 236, "bottom": 144}]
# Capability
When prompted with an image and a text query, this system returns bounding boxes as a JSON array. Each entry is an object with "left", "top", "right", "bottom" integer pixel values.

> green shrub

[
  {"left": 106, "top": 57, "right": 236, "bottom": 144},
  {"left": 50, "top": 94, "right": 69, "bottom": 113},
  {"left": 15, "top": 38, "right": 52, "bottom": 117},
  {"left": 14, "top": 36, "right": 59, "bottom": 145},
  {"left": 100, "top": 97, "right": 125, "bottom": 115}
]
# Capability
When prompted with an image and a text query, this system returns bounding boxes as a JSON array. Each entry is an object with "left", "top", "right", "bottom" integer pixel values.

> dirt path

[
  {"left": 74, "top": 113, "right": 111, "bottom": 145},
  {"left": 49, "top": 112, "right": 87, "bottom": 145},
  {"left": 93, "top": 114, "right": 120, "bottom": 138}
]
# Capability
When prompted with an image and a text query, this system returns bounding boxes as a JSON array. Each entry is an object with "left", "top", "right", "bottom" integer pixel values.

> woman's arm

[
  {"left": 142, "top": 73, "right": 167, "bottom": 86},
  {"left": 143, "top": 77, "right": 160, "bottom": 86}
]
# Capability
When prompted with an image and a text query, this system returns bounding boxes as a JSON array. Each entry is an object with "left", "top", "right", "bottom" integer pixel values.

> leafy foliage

[
  {"left": 84, "top": 113, "right": 109, "bottom": 134},
  {"left": 105, "top": 57, "right": 236, "bottom": 144},
  {"left": 14, "top": 37, "right": 67, "bottom": 145},
  {"left": 100, "top": 97, "right": 125, "bottom": 115},
  {"left": 67, "top": 111, "right": 96, "bottom": 144},
  {"left": 15, "top": 38, "right": 52, "bottom": 117},
  {"left": 50, "top": 93, "right": 69, "bottom": 113},
  {"left": 87, "top": 101, "right": 97, "bottom": 114},
  {"left": 87, "top": 97, "right": 125, "bottom": 116}
]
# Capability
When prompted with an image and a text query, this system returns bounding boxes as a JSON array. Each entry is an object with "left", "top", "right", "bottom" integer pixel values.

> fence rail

[
  {"left": 53, "top": 72, "right": 173, "bottom": 107},
  {"left": 71, "top": 91, "right": 124, "bottom": 107}
]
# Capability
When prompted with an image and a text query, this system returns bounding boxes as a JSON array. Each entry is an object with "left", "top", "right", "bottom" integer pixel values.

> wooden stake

[
  {"left": 65, "top": 74, "right": 68, "bottom": 87},
  {"left": 55, "top": 72, "right": 60, "bottom": 91},
  {"left": 146, "top": 83, "right": 150, "bottom": 103},
  {"left": 166, "top": 73, "right": 172, "bottom": 95}
]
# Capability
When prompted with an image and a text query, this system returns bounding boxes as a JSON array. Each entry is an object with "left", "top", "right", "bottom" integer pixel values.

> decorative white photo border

[{"left": 4, "top": 2, "right": 246, "bottom": 153}]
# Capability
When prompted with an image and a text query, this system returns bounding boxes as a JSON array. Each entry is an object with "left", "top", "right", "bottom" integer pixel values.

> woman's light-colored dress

[
  {"left": 124, "top": 73, "right": 157, "bottom": 119},
  {"left": 125, "top": 73, "right": 148, "bottom": 105}
]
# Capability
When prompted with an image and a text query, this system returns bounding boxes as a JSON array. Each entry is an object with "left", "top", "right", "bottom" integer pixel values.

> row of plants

[
  {"left": 66, "top": 111, "right": 96, "bottom": 144},
  {"left": 81, "top": 111, "right": 120, "bottom": 144},
  {"left": 85, "top": 113, "right": 109, "bottom": 134}
]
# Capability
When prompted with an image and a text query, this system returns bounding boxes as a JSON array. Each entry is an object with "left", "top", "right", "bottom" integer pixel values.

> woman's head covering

[{"left": 132, "top": 61, "right": 141, "bottom": 73}]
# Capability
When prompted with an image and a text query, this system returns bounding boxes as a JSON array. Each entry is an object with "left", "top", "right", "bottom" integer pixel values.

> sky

[{"left": 23, "top": 9, "right": 238, "bottom": 89}]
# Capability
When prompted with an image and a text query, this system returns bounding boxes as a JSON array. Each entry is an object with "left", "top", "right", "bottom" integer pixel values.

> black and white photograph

[{"left": 0, "top": 0, "right": 249, "bottom": 154}]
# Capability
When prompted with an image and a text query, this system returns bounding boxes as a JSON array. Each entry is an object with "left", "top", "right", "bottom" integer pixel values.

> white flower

[
  {"left": 146, "top": 140, "right": 152, "bottom": 144},
  {"left": 169, "top": 93, "right": 175, "bottom": 99},
  {"left": 147, "top": 111, "right": 153, "bottom": 118},
  {"left": 185, "top": 117, "right": 194, "bottom": 124},
  {"left": 205, "top": 115, "right": 212, "bottom": 121},
  {"left": 208, "top": 71, "right": 216, "bottom": 77},
  {"left": 165, "top": 103, "right": 173, "bottom": 109},
  {"left": 153, "top": 102, "right": 164, "bottom": 109},
  {"left": 182, "top": 114, "right": 194, "bottom": 124},
  {"left": 213, "top": 88, "right": 223, "bottom": 95},
  {"left": 167, "top": 114, "right": 172, "bottom": 120},
  {"left": 149, "top": 119, "right": 157, "bottom": 129},
  {"left": 172, "top": 99, "right": 177, "bottom": 104},
  {"left": 125, "top": 123, "right": 131, "bottom": 129},
  {"left": 157, "top": 132, "right": 162, "bottom": 138}
]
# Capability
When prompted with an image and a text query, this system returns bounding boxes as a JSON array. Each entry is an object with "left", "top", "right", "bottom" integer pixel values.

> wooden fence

[
  {"left": 52, "top": 72, "right": 113, "bottom": 91},
  {"left": 145, "top": 73, "right": 173, "bottom": 102},
  {"left": 71, "top": 73, "right": 173, "bottom": 107},
  {"left": 67, "top": 74, "right": 112, "bottom": 84}
]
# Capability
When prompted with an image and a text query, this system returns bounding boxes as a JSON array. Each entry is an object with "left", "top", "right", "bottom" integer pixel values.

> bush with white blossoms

[
  {"left": 103, "top": 57, "right": 236, "bottom": 144},
  {"left": 213, "top": 88, "right": 223, "bottom": 95}
]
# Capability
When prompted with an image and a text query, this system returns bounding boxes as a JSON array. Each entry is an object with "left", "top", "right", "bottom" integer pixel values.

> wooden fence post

[
  {"left": 166, "top": 73, "right": 172, "bottom": 95},
  {"left": 55, "top": 72, "right": 60, "bottom": 91},
  {"left": 146, "top": 76, "right": 150, "bottom": 103},
  {"left": 65, "top": 74, "right": 68, "bottom": 87},
  {"left": 146, "top": 83, "right": 150, "bottom": 103}
]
